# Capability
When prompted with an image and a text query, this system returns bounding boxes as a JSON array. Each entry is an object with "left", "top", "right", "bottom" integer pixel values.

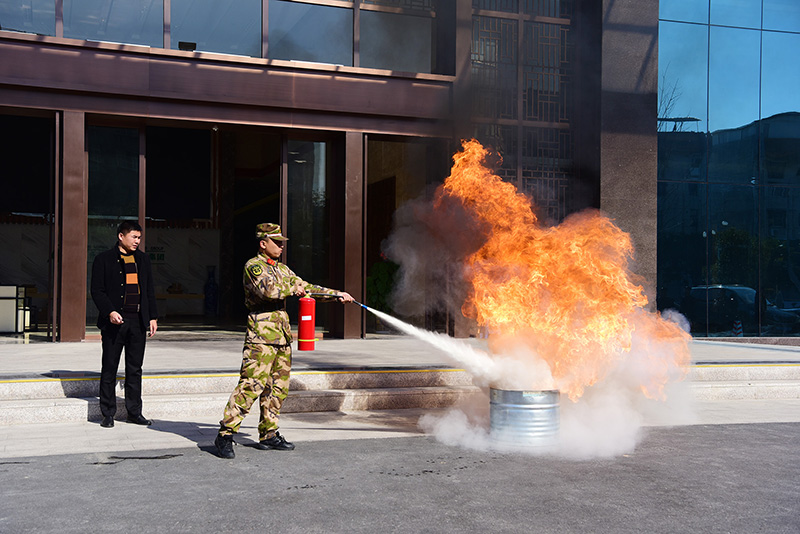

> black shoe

[
  {"left": 215, "top": 434, "right": 235, "bottom": 459},
  {"left": 100, "top": 416, "right": 114, "bottom": 428},
  {"left": 257, "top": 432, "right": 295, "bottom": 451},
  {"left": 126, "top": 414, "right": 153, "bottom": 426}
]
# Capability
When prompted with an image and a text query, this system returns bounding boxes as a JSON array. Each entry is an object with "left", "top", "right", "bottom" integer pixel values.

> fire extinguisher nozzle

[{"left": 352, "top": 300, "right": 368, "bottom": 310}]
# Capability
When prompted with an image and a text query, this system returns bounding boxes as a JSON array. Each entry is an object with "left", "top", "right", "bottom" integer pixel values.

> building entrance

[
  {"left": 0, "top": 113, "right": 56, "bottom": 339},
  {"left": 84, "top": 121, "right": 341, "bottom": 337}
]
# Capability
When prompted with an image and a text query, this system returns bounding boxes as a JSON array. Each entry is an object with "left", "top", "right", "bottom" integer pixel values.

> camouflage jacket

[{"left": 243, "top": 253, "right": 341, "bottom": 345}]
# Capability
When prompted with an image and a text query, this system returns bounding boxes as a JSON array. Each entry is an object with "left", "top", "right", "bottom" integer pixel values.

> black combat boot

[
  {"left": 215, "top": 433, "right": 235, "bottom": 459},
  {"left": 257, "top": 431, "right": 295, "bottom": 451}
]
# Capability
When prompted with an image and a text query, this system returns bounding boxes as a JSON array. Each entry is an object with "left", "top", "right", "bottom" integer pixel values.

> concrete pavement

[
  {"left": 1, "top": 332, "right": 800, "bottom": 459},
  {"left": 2, "top": 424, "right": 798, "bottom": 534}
]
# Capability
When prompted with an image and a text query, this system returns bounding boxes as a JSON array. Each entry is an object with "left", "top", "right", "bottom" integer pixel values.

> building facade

[
  {"left": 657, "top": 0, "right": 800, "bottom": 337},
  {"left": 0, "top": 0, "right": 657, "bottom": 341}
]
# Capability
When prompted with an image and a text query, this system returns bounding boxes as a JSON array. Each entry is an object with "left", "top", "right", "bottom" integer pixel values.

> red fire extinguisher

[{"left": 297, "top": 296, "right": 316, "bottom": 351}]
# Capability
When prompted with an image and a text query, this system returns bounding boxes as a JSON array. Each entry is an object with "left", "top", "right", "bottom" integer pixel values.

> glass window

[
  {"left": 360, "top": 10, "right": 432, "bottom": 73},
  {"left": 366, "top": 137, "right": 447, "bottom": 331},
  {"left": 761, "top": 31, "right": 800, "bottom": 120},
  {"left": 473, "top": 0, "right": 518, "bottom": 14},
  {"left": 708, "top": 26, "right": 760, "bottom": 184},
  {"left": 760, "top": 186, "right": 800, "bottom": 335},
  {"left": 705, "top": 183, "right": 759, "bottom": 335},
  {"left": 268, "top": 0, "right": 353, "bottom": 66},
  {"left": 761, "top": 114, "right": 800, "bottom": 187},
  {"left": 708, "top": 123, "right": 759, "bottom": 184},
  {"left": 0, "top": 114, "right": 54, "bottom": 335},
  {"left": 171, "top": 0, "right": 261, "bottom": 57},
  {"left": 764, "top": 0, "right": 800, "bottom": 32},
  {"left": 0, "top": 0, "right": 55, "bottom": 36},
  {"left": 433, "top": 0, "right": 456, "bottom": 76},
  {"left": 659, "top": 0, "right": 709, "bottom": 24},
  {"left": 286, "top": 140, "right": 332, "bottom": 330},
  {"left": 145, "top": 127, "right": 216, "bottom": 323},
  {"left": 658, "top": 22, "right": 709, "bottom": 182},
  {"left": 658, "top": 21, "right": 709, "bottom": 134},
  {"left": 761, "top": 32, "right": 800, "bottom": 187},
  {"left": 522, "top": 0, "right": 569, "bottom": 18},
  {"left": 761, "top": 113, "right": 800, "bottom": 186},
  {"left": 63, "top": 0, "right": 163, "bottom": 47},
  {"left": 0, "top": 115, "right": 51, "bottom": 217},
  {"left": 658, "top": 130, "right": 708, "bottom": 182},
  {"left": 145, "top": 127, "right": 211, "bottom": 221},
  {"left": 222, "top": 130, "right": 282, "bottom": 322},
  {"left": 472, "top": 15, "right": 518, "bottom": 120},
  {"left": 88, "top": 126, "right": 139, "bottom": 219},
  {"left": 87, "top": 126, "right": 140, "bottom": 326},
  {"left": 710, "top": 0, "right": 761, "bottom": 29},
  {"left": 656, "top": 181, "right": 707, "bottom": 334},
  {"left": 709, "top": 26, "right": 760, "bottom": 133}
]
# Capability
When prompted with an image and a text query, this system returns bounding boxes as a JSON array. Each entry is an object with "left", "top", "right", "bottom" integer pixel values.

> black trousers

[{"left": 99, "top": 313, "right": 146, "bottom": 418}]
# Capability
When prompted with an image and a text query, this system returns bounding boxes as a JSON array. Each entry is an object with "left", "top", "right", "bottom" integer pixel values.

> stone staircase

[
  {"left": 0, "top": 367, "right": 483, "bottom": 425},
  {"left": 1, "top": 362, "right": 798, "bottom": 426},
  {"left": 689, "top": 363, "right": 800, "bottom": 400}
]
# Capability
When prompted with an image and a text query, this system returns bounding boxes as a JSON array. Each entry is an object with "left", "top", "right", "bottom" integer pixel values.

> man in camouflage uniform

[{"left": 215, "top": 223, "right": 353, "bottom": 459}]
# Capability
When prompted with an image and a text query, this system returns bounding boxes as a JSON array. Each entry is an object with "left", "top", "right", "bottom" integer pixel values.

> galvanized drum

[{"left": 489, "top": 388, "right": 560, "bottom": 447}]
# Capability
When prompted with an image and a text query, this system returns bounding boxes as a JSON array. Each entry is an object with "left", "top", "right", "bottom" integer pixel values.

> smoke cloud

[
  {"left": 372, "top": 306, "right": 695, "bottom": 459},
  {"left": 383, "top": 186, "right": 484, "bottom": 318},
  {"left": 379, "top": 140, "right": 694, "bottom": 459}
]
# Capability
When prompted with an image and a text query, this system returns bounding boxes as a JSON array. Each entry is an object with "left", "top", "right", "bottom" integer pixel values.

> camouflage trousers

[{"left": 219, "top": 343, "right": 292, "bottom": 440}]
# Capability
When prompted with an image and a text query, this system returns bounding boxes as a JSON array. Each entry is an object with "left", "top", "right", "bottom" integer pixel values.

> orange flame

[{"left": 439, "top": 140, "right": 690, "bottom": 401}]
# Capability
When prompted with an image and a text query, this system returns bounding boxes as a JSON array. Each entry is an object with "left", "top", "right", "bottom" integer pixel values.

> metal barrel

[{"left": 489, "top": 388, "right": 560, "bottom": 447}]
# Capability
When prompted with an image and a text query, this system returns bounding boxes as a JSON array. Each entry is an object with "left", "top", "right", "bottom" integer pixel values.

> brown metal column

[
  {"left": 59, "top": 111, "right": 87, "bottom": 341},
  {"left": 344, "top": 131, "right": 364, "bottom": 338},
  {"left": 50, "top": 112, "right": 61, "bottom": 341}
]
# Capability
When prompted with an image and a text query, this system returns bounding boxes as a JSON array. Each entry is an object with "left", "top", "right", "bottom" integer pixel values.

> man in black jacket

[{"left": 90, "top": 221, "right": 159, "bottom": 428}]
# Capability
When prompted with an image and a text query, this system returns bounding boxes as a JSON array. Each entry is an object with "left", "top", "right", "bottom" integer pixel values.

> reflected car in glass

[{"left": 683, "top": 285, "right": 800, "bottom": 335}]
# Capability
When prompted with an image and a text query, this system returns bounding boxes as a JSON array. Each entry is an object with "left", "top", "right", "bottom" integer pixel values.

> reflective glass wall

[
  {"left": 658, "top": 0, "right": 800, "bottom": 336},
  {"left": 64, "top": 0, "right": 164, "bottom": 47},
  {"left": 0, "top": 0, "right": 455, "bottom": 74}
]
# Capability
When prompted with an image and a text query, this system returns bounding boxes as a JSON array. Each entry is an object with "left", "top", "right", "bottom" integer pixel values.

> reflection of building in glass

[{"left": 659, "top": 0, "right": 800, "bottom": 337}]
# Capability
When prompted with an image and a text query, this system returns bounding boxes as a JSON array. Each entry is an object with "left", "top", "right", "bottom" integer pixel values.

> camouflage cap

[{"left": 256, "top": 223, "right": 288, "bottom": 241}]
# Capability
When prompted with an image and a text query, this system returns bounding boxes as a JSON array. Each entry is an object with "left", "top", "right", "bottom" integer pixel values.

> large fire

[{"left": 437, "top": 139, "right": 691, "bottom": 401}]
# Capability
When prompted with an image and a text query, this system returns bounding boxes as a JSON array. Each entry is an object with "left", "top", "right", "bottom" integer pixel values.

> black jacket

[{"left": 90, "top": 245, "right": 158, "bottom": 329}]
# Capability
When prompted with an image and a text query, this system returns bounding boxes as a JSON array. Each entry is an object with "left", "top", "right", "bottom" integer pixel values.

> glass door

[
  {"left": 86, "top": 125, "right": 140, "bottom": 330},
  {"left": 0, "top": 113, "right": 56, "bottom": 340},
  {"left": 286, "top": 139, "right": 333, "bottom": 332}
]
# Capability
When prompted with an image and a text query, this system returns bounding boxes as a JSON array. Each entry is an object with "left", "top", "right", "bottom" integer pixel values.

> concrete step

[
  {"left": 0, "top": 368, "right": 475, "bottom": 401},
  {"left": 690, "top": 364, "right": 800, "bottom": 381},
  {"left": 691, "top": 380, "right": 800, "bottom": 400},
  {"left": 0, "top": 367, "right": 482, "bottom": 425},
  {"left": 0, "top": 386, "right": 484, "bottom": 425},
  {"left": 2, "top": 363, "right": 799, "bottom": 426},
  {"left": 4, "top": 364, "right": 798, "bottom": 402}
]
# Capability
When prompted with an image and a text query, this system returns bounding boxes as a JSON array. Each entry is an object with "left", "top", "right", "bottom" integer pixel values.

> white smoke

[{"left": 368, "top": 306, "right": 695, "bottom": 459}]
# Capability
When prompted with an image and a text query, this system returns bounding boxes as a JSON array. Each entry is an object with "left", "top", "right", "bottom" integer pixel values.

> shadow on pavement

[{"left": 145, "top": 419, "right": 224, "bottom": 453}]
